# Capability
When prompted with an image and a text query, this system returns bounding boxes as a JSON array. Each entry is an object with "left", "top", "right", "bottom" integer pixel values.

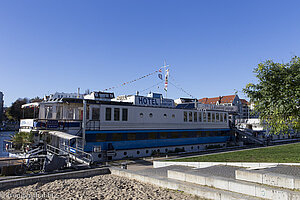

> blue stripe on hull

[
  {"left": 84, "top": 136, "right": 231, "bottom": 152},
  {"left": 86, "top": 128, "right": 230, "bottom": 134}
]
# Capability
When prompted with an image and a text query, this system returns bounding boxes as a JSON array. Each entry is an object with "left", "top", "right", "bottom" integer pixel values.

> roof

[
  {"left": 198, "top": 95, "right": 237, "bottom": 104},
  {"left": 48, "top": 131, "right": 80, "bottom": 140},
  {"left": 21, "top": 102, "right": 40, "bottom": 108},
  {"left": 176, "top": 103, "right": 196, "bottom": 109},
  {"left": 240, "top": 99, "right": 249, "bottom": 105},
  {"left": 221, "top": 95, "right": 236, "bottom": 103}
]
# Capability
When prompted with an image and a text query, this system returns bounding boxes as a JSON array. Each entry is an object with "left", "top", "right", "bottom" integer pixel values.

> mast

[
  {"left": 82, "top": 99, "right": 86, "bottom": 150},
  {"left": 163, "top": 61, "right": 169, "bottom": 98}
]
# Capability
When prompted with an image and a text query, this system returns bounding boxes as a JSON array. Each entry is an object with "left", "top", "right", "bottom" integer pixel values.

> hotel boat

[{"left": 19, "top": 92, "right": 234, "bottom": 163}]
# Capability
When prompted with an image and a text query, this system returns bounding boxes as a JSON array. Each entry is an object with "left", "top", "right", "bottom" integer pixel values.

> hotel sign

[{"left": 134, "top": 96, "right": 174, "bottom": 108}]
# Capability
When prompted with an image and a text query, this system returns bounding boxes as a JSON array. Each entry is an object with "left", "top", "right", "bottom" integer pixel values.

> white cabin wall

[
  {"left": 98, "top": 104, "right": 229, "bottom": 131},
  {"left": 39, "top": 104, "right": 45, "bottom": 119}
]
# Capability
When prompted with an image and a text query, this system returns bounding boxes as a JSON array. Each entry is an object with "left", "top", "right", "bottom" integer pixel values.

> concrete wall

[
  {"left": 110, "top": 167, "right": 258, "bottom": 200},
  {"left": 236, "top": 169, "right": 300, "bottom": 190},
  {"left": 168, "top": 169, "right": 300, "bottom": 200},
  {"left": 153, "top": 160, "right": 300, "bottom": 169}
]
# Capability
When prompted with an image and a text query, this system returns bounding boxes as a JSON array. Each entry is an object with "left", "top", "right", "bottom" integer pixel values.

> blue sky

[{"left": 1, "top": 0, "right": 300, "bottom": 106}]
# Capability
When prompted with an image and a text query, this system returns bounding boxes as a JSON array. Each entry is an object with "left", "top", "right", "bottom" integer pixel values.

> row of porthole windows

[
  {"left": 122, "top": 146, "right": 202, "bottom": 156},
  {"left": 140, "top": 113, "right": 176, "bottom": 119},
  {"left": 98, "top": 145, "right": 226, "bottom": 158},
  {"left": 98, "top": 146, "right": 200, "bottom": 158}
]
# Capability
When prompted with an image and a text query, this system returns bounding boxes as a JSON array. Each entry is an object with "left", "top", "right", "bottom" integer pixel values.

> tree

[
  {"left": 30, "top": 97, "right": 43, "bottom": 103},
  {"left": 5, "top": 98, "right": 29, "bottom": 121},
  {"left": 243, "top": 56, "right": 300, "bottom": 134}
]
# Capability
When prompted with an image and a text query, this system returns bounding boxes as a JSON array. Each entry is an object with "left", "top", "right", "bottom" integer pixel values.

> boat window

[
  {"left": 189, "top": 112, "right": 193, "bottom": 122},
  {"left": 224, "top": 113, "right": 227, "bottom": 122},
  {"left": 163, "top": 114, "right": 167, "bottom": 118},
  {"left": 105, "top": 107, "right": 112, "bottom": 121},
  {"left": 114, "top": 108, "right": 120, "bottom": 121},
  {"left": 127, "top": 133, "right": 136, "bottom": 140},
  {"left": 184, "top": 111, "right": 187, "bottom": 122},
  {"left": 122, "top": 108, "right": 128, "bottom": 121},
  {"left": 86, "top": 106, "right": 90, "bottom": 120},
  {"left": 203, "top": 112, "right": 206, "bottom": 122},
  {"left": 212, "top": 113, "right": 215, "bottom": 122},
  {"left": 182, "top": 132, "right": 189, "bottom": 138},
  {"left": 199, "top": 112, "right": 202, "bottom": 122},
  {"left": 148, "top": 132, "right": 157, "bottom": 140},
  {"left": 149, "top": 113, "right": 153, "bottom": 118},
  {"left": 171, "top": 132, "right": 181, "bottom": 138},
  {"left": 45, "top": 106, "right": 53, "bottom": 119},
  {"left": 160, "top": 132, "right": 168, "bottom": 139},
  {"left": 140, "top": 113, "right": 144, "bottom": 118},
  {"left": 92, "top": 108, "right": 100, "bottom": 120},
  {"left": 216, "top": 113, "right": 220, "bottom": 122},
  {"left": 96, "top": 133, "right": 106, "bottom": 142},
  {"left": 220, "top": 113, "right": 224, "bottom": 122},
  {"left": 66, "top": 107, "right": 74, "bottom": 119},
  {"left": 194, "top": 112, "right": 197, "bottom": 122},
  {"left": 196, "top": 131, "right": 202, "bottom": 137},
  {"left": 207, "top": 112, "right": 211, "bottom": 122},
  {"left": 112, "top": 133, "right": 122, "bottom": 141},
  {"left": 56, "top": 106, "right": 63, "bottom": 120},
  {"left": 172, "top": 114, "right": 175, "bottom": 118}
]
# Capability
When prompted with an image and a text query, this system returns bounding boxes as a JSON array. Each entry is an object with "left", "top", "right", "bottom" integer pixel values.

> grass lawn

[{"left": 173, "top": 143, "right": 300, "bottom": 163}]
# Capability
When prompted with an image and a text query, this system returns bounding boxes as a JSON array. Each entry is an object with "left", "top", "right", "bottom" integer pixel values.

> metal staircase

[
  {"left": 45, "top": 144, "right": 93, "bottom": 166},
  {"left": 233, "top": 127, "right": 265, "bottom": 145}
]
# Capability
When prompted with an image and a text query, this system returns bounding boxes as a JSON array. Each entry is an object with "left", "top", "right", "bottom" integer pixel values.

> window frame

[{"left": 105, "top": 107, "right": 112, "bottom": 121}]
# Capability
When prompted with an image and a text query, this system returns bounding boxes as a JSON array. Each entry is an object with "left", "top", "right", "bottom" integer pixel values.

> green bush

[{"left": 11, "top": 131, "right": 34, "bottom": 150}]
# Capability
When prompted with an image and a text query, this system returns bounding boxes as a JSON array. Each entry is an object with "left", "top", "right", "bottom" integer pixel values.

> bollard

[{"left": 121, "top": 163, "right": 127, "bottom": 169}]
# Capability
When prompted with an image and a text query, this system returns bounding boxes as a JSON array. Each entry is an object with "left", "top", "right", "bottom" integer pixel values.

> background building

[
  {"left": 44, "top": 92, "right": 84, "bottom": 100},
  {"left": 0, "top": 92, "right": 3, "bottom": 123},
  {"left": 198, "top": 95, "right": 249, "bottom": 121}
]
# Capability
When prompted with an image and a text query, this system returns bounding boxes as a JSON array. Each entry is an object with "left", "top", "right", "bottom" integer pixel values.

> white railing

[
  {"left": 46, "top": 144, "right": 93, "bottom": 165},
  {"left": 61, "top": 144, "right": 93, "bottom": 164}
]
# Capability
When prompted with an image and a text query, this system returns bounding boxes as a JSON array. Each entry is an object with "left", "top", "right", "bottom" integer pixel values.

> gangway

[
  {"left": 233, "top": 127, "right": 265, "bottom": 145},
  {"left": 45, "top": 144, "right": 93, "bottom": 166},
  {"left": 42, "top": 131, "right": 93, "bottom": 167},
  {"left": 26, "top": 146, "right": 45, "bottom": 157}
]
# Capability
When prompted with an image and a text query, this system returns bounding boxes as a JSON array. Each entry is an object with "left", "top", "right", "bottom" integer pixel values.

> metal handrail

[
  {"left": 60, "top": 144, "right": 93, "bottom": 164},
  {"left": 46, "top": 144, "right": 69, "bottom": 155},
  {"left": 86, "top": 120, "right": 100, "bottom": 130},
  {"left": 20, "top": 119, "right": 83, "bottom": 131}
]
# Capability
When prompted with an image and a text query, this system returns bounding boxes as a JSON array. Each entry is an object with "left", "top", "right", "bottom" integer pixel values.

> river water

[{"left": 0, "top": 131, "right": 15, "bottom": 157}]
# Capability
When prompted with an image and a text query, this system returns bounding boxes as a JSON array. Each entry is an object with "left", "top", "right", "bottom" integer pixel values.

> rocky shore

[{"left": 0, "top": 174, "right": 201, "bottom": 200}]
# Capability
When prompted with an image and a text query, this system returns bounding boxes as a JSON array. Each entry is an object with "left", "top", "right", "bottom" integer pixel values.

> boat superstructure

[{"left": 18, "top": 91, "right": 233, "bottom": 162}]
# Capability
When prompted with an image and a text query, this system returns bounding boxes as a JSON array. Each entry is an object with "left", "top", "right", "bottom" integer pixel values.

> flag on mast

[{"left": 164, "top": 69, "right": 169, "bottom": 92}]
